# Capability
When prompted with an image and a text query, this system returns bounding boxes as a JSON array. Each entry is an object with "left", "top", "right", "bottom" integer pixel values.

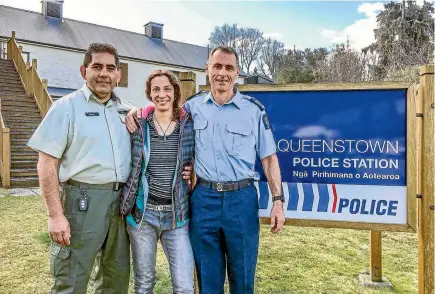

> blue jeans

[
  {"left": 189, "top": 182, "right": 260, "bottom": 294},
  {"left": 127, "top": 208, "right": 194, "bottom": 294}
]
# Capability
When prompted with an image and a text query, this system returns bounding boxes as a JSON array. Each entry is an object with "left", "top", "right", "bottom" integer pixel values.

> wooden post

[
  {"left": 180, "top": 71, "right": 199, "bottom": 294},
  {"left": 179, "top": 72, "right": 197, "bottom": 104},
  {"left": 2, "top": 128, "right": 10, "bottom": 188},
  {"left": 41, "top": 79, "right": 48, "bottom": 116},
  {"left": 11, "top": 31, "right": 15, "bottom": 40},
  {"left": 31, "top": 58, "right": 37, "bottom": 70},
  {"left": 370, "top": 231, "right": 382, "bottom": 282},
  {"left": 406, "top": 83, "right": 421, "bottom": 231},
  {"left": 30, "top": 59, "right": 37, "bottom": 96},
  {"left": 419, "top": 64, "right": 435, "bottom": 294},
  {"left": 24, "top": 62, "right": 31, "bottom": 94}
]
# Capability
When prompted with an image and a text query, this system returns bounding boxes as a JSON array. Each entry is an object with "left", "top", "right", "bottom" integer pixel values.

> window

[
  {"left": 0, "top": 42, "right": 6, "bottom": 59},
  {"left": 46, "top": 1, "right": 62, "bottom": 18},
  {"left": 119, "top": 62, "right": 128, "bottom": 87},
  {"left": 21, "top": 52, "right": 30, "bottom": 63},
  {"left": 151, "top": 26, "right": 162, "bottom": 39}
]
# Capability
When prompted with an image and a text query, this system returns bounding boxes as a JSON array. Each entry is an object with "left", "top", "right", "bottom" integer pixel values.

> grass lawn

[{"left": 0, "top": 196, "right": 417, "bottom": 293}]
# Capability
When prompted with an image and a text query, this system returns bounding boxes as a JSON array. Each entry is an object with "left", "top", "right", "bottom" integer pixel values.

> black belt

[
  {"left": 66, "top": 179, "right": 125, "bottom": 191},
  {"left": 198, "top": 178, "right": 252, "bottom": 192}
]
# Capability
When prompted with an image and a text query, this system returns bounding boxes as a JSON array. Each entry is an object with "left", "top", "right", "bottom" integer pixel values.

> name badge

[
  {"left": 118, "top": 110, "right": 128, "bottom": 115},
  {"left": 85, "top": 112, "right": 100, "bottom": 116}
]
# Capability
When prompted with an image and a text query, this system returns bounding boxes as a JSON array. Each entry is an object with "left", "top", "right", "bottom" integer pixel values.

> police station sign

[{"left": 244, "top": 86, "right": 414, "bottom": 230}]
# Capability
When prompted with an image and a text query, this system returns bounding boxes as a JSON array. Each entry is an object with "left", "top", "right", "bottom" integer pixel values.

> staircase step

[
  {"left": 11, "top": 168, "right": 38, "bottom": 177},
  {"left": 10, "top": 134, "right": 33, "bottom": 141},
  {"left": 0, "top": 62, "right": 20, "bottom": 69},
  {"left": 11, "top": 145, "right": 34, "bottom": 152},
  {"left": 11, "top": 152, "right": 38, "bottom": 160},
  {"left": 0, "top": 79, "right": 23, "bottom": 86},
  {"left": 1, "top": 107, "right": 39, "bottom": 115},
  {"left": 0, "top": 86, "right": 26, "bottom": 92},
  {"left": 11, "top": 160, "right": 37, "bottom": 168},
  {"left": 4, "top": 120, "right": 41, "bottom": 126},
  {"left": 0, "top": 59, "right": 16, "bottom": 65},
  {"left": 0, "top": 66, "right": 18, "bottom": 72},
  {"left": 0, "top": 81, "right": 24, "bottom": 87},
  {"left": 3, "top": 116, "right": 42, "bottom": 123},
  {"left": 1, "top": 101, "right": 39, "bottom": 108},
  {"left": 2, "top": 107, "right": 39, "bottom": 114},
  {"left": 11, "top": 137, "right": 33, "bottom": 143},
  {"left": 0, "top": 86, "right": 26, "bottom": 91},
  {"left": 0, "top": 94, "right": 33, "bottom": 99},
  {"left": 10, "top": 177, "right": 39, "bottom": 188},
  {"left": 9, "top": 125, "right": 38, "bottom": 131},
  {"left": 0, "top": 59, "right": 14, "bottom": 63},
  {"left": 3, "top": 112, "right": 42, "bottom": 118},
  {"left": 1, "top": 95, "right": 37, "bottom": 101},
  {"left": 0, "top": 75, "right": 22, "bottom": 83},
  {"left": 0, "top": 90, "right": 27, "bottom": 96}
]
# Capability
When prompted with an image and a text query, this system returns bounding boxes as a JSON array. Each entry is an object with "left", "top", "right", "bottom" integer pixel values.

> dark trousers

[
  {"left": 50, "top": 184, "right": 130, "bottom": 294},
  {"left": 189, "top": 182, "right": 260, "bottom": 294}
]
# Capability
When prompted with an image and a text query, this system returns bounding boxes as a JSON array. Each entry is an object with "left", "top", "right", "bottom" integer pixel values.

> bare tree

[
  {"left": 209, "top": 23, "right": 240, "bottom": 48},
  {"left": 258, "top": 38, "right": 285, "bottom": 80},
  {"left": 238, "top": 28, "right": 265, "bottom": 74},
  {"left": 314, "top": 43, "right": 366, "bottom": 83}
]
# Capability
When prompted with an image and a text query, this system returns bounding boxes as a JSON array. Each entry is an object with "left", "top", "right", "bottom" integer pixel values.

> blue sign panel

[{"left": 247, "top": 89, "right": 407, "bottom": 186}]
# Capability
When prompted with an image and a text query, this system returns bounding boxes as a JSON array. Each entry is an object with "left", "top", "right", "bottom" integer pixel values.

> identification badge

[
  {"left": 85, "top": 112, "right": 100, "bottom": 116},
  {"left": 117, "top": 110, "right": 128, "bottom": 115}
]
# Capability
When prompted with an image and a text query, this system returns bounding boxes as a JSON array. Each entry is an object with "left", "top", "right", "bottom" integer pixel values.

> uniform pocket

[
  {"left": 50, "top": 243, "right": 71, "bottom": 276},
  {"left": 119, "top": 114, "right": 127, "bottom": 124},
  {"left": 193, "top": 119, "right": 208, "bottom": 150},
  {"left": 225, "top": 123, "right": 255, "bottom": 155}
]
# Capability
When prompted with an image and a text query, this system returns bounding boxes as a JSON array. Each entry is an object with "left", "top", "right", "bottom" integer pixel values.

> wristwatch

[{"left": 272, "top": 194, "right": 285, "bottom": 203}]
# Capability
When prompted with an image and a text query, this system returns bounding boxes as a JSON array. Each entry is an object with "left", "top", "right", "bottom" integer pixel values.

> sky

[{"left": 0, "top": 0, "right": 431, "bottom": 50}]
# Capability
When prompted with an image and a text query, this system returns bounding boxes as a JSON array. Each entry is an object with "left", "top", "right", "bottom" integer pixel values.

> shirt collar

[
  {"left": 80, "top": 83, "right": 120, "bottom": 104},
  {"left": 203, "top": 89, "right": 242, "bottom": 109}
]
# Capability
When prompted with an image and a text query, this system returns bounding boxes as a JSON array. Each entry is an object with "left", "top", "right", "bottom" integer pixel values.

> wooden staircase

[{"left": 0, "top": 58, "right": 40, "bottom": 187}]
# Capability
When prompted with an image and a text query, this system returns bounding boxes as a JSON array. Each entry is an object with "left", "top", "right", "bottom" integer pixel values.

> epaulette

[
  {"left": 242, "top": 95, "right": 265, "bottom": 111},
  {"left": 186, "top": 90, "right": 207, "bottom": 101}
]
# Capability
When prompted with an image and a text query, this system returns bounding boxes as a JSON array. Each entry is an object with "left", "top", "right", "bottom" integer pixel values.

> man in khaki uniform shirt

[{"left": 27, "top": 43, "right": 132, "bottom": 293}]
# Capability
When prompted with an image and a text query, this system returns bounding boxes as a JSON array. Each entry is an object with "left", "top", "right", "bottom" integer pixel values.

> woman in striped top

[{"left": 121, "top": 70, "right": 195, "bottom": 293}]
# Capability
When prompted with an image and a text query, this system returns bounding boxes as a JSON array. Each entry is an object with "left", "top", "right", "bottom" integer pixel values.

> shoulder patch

[
  {"left": 243, "top": 95, "right": 265, "bottom": 111},
  {"left": 186, "top": 90, "right": 207, "bottom": 101},
  {"left": 262, "top": 113, "right": 271, "bottom": 130}
]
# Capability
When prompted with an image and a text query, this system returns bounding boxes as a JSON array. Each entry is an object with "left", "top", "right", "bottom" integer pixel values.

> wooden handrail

[
  {"left": 1, "top": 30, "right": 54, "bottom": 187},
  {"left": 0, "top": 71, "right": 10, "bottom": 187},
  {"left": 0, "top": 99, "right": 5, "bottom": 187},
  {"left": 7, "top": 31, "right": 53, "bottom": 116}
]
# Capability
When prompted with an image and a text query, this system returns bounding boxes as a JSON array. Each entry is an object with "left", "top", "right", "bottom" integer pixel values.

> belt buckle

[
  {"left": 216, "top": 182, "right": 223, "bottom": 192},
  {"left": 113, "top": 182, "right": 119, "bottom": 191}
]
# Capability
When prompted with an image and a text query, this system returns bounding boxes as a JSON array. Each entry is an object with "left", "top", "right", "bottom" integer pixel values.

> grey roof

[{"left": 0, "top": 5, "right": 211, "bottom": 70}]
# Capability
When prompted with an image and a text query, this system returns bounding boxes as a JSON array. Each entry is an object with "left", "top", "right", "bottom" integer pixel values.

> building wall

[{"left": 19, "top": 43, "right": 245, "bottom": 107}]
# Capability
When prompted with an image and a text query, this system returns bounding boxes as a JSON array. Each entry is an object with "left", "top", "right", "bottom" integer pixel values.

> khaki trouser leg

[
  {"left": 94, "top": 190, "right": 130, "bottom": 293},
  {"left": 50, "top": 185, "right": 130, "bottom": 294}
]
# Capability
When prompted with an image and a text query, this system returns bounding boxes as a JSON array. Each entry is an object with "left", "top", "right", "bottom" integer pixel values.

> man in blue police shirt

[{"left": 126, "top": 46, "right": 285, "bottom": 294}]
